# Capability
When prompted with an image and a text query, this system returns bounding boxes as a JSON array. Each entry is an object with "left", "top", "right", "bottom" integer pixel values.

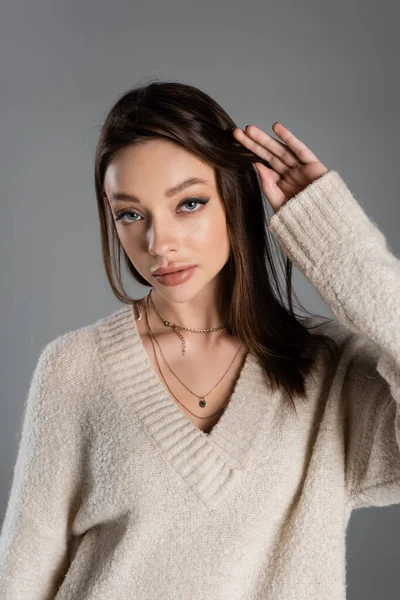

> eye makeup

[{"left": 114, "top": 197, "right": 210, "bottom": 224}]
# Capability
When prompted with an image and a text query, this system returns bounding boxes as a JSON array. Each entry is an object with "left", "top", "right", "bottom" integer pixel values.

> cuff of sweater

[{"left": 267, "top": 170, "right": 386, "bottom": 275}]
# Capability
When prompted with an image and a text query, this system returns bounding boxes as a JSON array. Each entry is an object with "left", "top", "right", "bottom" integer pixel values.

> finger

[
  {"left": 271, "top": 122, "right": 320, "bottom": 164},
  {"left": 233, "top": 127, "right": 296, "bottom": 175},
  {"left": 253, "top": 161, "right": 280, "bottom": 185},
  {"left": 244, "top": 124, "right": 301, "bottom": 166},
  {"left": 254, "top": 162, "right": 284, "bottom": 213}
]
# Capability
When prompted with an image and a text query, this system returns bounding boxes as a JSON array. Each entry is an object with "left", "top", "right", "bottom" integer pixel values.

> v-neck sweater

[{"left": 1, "top": 170, "right": 400, "bottom": 600}]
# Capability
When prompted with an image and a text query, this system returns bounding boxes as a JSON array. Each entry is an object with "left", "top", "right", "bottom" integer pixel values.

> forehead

[{"left": 104, "top": 139, "right": 215, "bottom": 197}]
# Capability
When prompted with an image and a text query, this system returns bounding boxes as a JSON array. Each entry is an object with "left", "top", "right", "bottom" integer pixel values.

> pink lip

[
  {"left": 152, "top": 263, "right": 197, "bottom": 276},
  {"left": 153, "top": 265, "right": 197, "bottom": 287}
]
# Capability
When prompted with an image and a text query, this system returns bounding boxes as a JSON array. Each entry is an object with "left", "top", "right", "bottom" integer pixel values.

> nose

[{"left": 147, "top": 214, "right": 180, "bottom": 256}]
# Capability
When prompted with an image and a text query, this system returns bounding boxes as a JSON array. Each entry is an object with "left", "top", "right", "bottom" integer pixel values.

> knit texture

[{"left": 1, "top": 170, "right": 400, "bottom": 599}]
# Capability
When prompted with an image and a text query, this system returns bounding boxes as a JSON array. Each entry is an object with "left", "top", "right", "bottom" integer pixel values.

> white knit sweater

[{"left": 1, "top": 170, "right": 400, "bottom": 599}]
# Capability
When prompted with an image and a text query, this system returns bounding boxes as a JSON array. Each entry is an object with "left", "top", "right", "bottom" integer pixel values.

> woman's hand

[{"left": 232, "top": 122, "right": 329, "bottom": 213}]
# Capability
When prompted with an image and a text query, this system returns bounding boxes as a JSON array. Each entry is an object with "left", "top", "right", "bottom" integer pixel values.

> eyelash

[{"left": 114, "top": 197, "right": 210, "bottom": 224}]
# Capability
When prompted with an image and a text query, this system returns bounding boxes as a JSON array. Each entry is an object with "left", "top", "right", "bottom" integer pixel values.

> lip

[
  {"left": 151, "top": 263, "right": 197, "bottom": 276},
  {"left": 153, "top": 265, "right": 197, "bottom": 287}
]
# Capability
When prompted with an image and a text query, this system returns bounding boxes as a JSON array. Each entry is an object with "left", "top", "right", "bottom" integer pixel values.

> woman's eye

[
  {"left": 114, "top": 210, "right": 141, "bottom": 224},
  {"left": 114, "top": 197, "right": 209, "bottom": 224}
]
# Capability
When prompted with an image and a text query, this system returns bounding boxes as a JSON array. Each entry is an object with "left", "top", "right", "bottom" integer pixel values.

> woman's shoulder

[
  {"left": 44, "top": 305, "right": 128, "bottom": 353},
  {"left": 303, "top": 315, "right": 354, "bottom": 343},
  {"left": 37, "top": 305, "right": 130, "bottom": 387},
  {"left": 302, "top": 315, "right": 379, "bottom": 375}
]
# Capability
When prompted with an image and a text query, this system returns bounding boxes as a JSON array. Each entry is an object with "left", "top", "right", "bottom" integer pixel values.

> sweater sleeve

[
  {"left": 0, "top": 330, "right": 92, "bottom": 599},
  {"left": 267, "top": 170, "right": 400, "bottom": 510}
]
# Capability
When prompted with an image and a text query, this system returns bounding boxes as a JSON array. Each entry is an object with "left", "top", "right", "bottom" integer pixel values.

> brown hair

[{"left": 94, "top": 77, "right": 339, "bottom": 410}]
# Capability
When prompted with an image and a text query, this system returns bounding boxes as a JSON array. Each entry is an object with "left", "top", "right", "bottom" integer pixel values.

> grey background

[{"left": 1, "top": 0, "right": 399, "bottom": 598}]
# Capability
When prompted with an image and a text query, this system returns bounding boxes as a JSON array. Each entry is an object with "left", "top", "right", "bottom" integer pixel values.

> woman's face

[{"left": 103, "top": 138, "right": 231, "bottom": 302}]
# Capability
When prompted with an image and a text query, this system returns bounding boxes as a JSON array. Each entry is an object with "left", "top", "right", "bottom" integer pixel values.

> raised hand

[{"left": 232, "top": 122, "right": 329, "bottom": 213}]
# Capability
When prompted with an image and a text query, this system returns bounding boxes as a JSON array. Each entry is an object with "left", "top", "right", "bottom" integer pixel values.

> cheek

[
  {"left": 118, "top": 231, "right": 136, "bottom": 251},
  {"left": 188, "top": 210, "right": 230, "bottom": 258},
  {"left": 115, "top": 230, "right": 142, "bottom": 264}
]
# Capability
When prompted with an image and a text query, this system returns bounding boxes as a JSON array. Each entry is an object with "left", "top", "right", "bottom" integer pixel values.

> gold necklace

[
  {"left": 149, "top": 288, "right": 226, "bottom": 356},
  {"left": 143, "top": 292, "right": 245, "bottom": 417}
]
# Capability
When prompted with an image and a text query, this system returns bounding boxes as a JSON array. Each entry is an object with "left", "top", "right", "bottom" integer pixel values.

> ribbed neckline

[{"left": 95, "top": 303, "right": 281, "bottom": 509}]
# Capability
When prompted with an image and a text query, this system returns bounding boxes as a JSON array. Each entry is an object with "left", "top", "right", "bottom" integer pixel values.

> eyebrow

[{"left": 108, "top": 177, "right": 210, "bottom": 204}]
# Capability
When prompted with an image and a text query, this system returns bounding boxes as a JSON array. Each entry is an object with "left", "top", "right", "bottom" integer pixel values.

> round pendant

[{"left": 199, "top": 399, "right": 207, "bottom": 408}]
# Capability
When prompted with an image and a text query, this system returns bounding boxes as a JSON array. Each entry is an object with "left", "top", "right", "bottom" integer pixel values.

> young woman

[{"left": 1, "top": 80, "right": 399, "bottom": 600}]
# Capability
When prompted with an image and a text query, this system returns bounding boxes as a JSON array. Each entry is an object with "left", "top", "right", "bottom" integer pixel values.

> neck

[{"left": 147, "top": 288, "right": 225, "bottom": 333}]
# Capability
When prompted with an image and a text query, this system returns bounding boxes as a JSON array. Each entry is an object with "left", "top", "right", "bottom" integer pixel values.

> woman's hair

[{"left": 94, "top": 77, "right": 339, "bottom": 411}]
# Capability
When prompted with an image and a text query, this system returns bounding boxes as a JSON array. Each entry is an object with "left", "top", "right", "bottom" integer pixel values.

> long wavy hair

[{"left": 94, "top": 78, "right": 339, "bottom": 411}]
